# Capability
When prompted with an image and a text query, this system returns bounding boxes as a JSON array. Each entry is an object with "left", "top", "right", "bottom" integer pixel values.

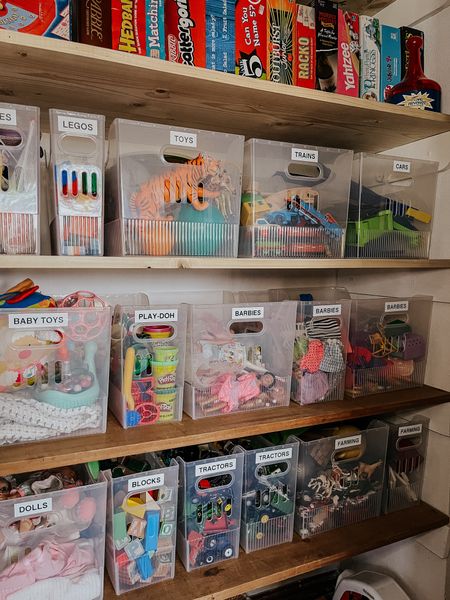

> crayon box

[
  {"left": 360, "top": 15, "right": 380, "bottom": 101},
  {"left": 337, "top": 9, "right": 359, "bottom": 97},
  {"left": 400, "top": 26, "right": 424, "bottom": 77},
  {"left": 381, "top": 25, "right": 401, "bottom": 101},
  {"left": 267, "top": 0, "right": 295, "bottom": 85},
  {"left": 0, "top": 0, "right": 74, "bottom": 39},
  {"left": 315, "top": 0, "right": 338, "bottom": 93},
  {"left": 294, "top": 4, "right": 315, "bottom": 88},
  {"left": 235, "top": 0, "right": 267, "bottom": 79}
]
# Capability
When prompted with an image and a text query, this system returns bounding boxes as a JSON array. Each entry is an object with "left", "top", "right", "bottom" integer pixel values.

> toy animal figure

[{"left": 358, "top": 460, "right": 382, "bottom": 480}]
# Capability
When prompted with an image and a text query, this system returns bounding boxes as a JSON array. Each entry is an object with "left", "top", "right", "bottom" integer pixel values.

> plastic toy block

[
  {"left": 113, "top": 512, "right": 131, "bottom": 550},
  {"left": 406, "top": 207, "right": 432, "bottom": 224},
  {"left": 143, "top": 507, "right": 160, "bottom": 552},
  {"left": 136, "top": 553, "right": 154, "bottom": 581}
]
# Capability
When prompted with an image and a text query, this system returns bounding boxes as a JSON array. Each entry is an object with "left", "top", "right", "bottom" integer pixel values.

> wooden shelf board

[
  {"left": 1, "top": 385, "right": 448, "bottom": 476},
  {"left": 2, "top": 255, "right": 450, "bottom": 270},
  {"left": 1, "top": 32, "right": 450, "bottom": 153},
  {"left": 103, "top": 502, "right": 448, "bottom": 600}
]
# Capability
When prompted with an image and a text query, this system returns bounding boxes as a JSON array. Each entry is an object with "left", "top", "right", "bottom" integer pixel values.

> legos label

[
  {"left": 169, "top": 131, "right": 198, "bottom": 147},
  {"left": 57, "top": 116, "right": 98, "bottom": 136},
  {"left": 195, "top": 458, "right": 236, "bottom": 476},
  {"left": 128, "top": 473, "right": 165, "bottom": 491},
  {"left": 0, "top": 109, "right": 17, "bottom": 125},
  {"left": 335, "top": 434, "right": 362, "bottom": 450},
  {"left": 8, "top": 313, "right": 69, "bottom": 329},
  {"left": 313, "top": 304, "right": 342, "bottom": 317},
  {"left": 393, "top": 161, "right": 411, "bottom": 174},
  {"left": 232, "top": 307, "right": 264, "bottom": 320},
  {"left": 14, "top": 498, "right": 52, "bottom": 518},
  {"left": 255, "top": 448, "right": 292, "bottom": 463},
  {"left": 235, "top": 0, "right": 267, "bottom": 78},
  {"left": 135, "top": 309, "right": 178, "bottom": 323},
  {"left": 399, "top": 424, "right": 423, "bottom": 437},
  {"left": 291, "top": 148, "right": 318, "bottom": 163},
  {"left": 385, "top": 301, "right": 409, "bottom": 313}
]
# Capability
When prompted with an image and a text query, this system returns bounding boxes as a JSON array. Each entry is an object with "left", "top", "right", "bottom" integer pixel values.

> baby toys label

[
  {"left": 135, "top": 309, "right": 178, "bottom": 323},
  {"left": 399, "top": 423, "right": 422, "bottom": 437},
  {"left": 291, "top": 148, "right": 318, "bottom": 163},
  {"left": 385, "top": 301, "right": 409, "bottom": 313},
  {"left": 14, "top": 498, "right": 52, "bottom": 518},
  {"left": 232, "top": 306, "right": 264, "bottom": 320},
  {"left": 313, "top": 304, "right": 342, "bottom": 317},
  {"left": 393, "top": 160, "right": 411, "bottom": 173},
  {"left": 195, "top": 458, "right": 236, "bottom": 476},
  {"left": 335, "top": 434, "right": 362, "bottom": 450},
  {"left": 128, "top": 473, "right": 165, "bottom": 491},
  {"left": 169, "top": 131, "right": 198, "bottom": 147},
  {"left": 57, "top": 116, "right": 98, "bottom": 136},
  {"left": 0, "top": 109, "right": 17, "bottom": 125},
  {"left": 8, "top": 313, "right": 69, "bottom": 329},
  {"left": 255, "top": 448, "right": 292, "bottom": 464}
]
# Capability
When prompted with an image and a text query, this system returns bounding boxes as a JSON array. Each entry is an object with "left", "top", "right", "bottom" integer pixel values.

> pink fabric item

[
  {"left": 300, "top": 340, "right": 324, "bottom": 373},
  {"left": 237, "top": 372, "right": 260, "bottom": 402}
]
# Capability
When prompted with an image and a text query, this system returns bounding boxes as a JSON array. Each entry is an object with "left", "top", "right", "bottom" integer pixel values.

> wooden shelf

[
  {"left": 2, "top": 385, "right": 448, "bottom": 476},
  {"left": 1, "top": 32, "right": 450, "bottom": 153},
  {"left": 103, "top": 502, "right": 448, "bottom": 600},
  {"left": 1, "top": 255, "right": 450, "bottom": 270}
]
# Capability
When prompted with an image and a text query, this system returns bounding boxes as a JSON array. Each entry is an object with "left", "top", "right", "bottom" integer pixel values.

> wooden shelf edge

[
  {"left": 103, "top": 502, "right": 449, "bottom": 600},
  {"left": 1, "top": 385, "right": 448, "bottom": 476}
]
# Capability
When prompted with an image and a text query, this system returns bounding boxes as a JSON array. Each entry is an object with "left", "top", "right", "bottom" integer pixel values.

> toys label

[
  {"left": 235, "top": 0, "right": 267, "bottom": 78},
  {"left": 0, "top": 109, "right": 17, "bottom": 126},
  {"left": 313, "top": 304, "right": 341, "bottom": 317},
  {"left": 294, "top": 4, "right": 315, "bottom": 89},
  {"left": 14, "top": 498, "right": 53, "bottom": 518},
  {"left": 255, "top": 447, "right": 292, "bottom": 464},
  {"left": 337, "top": 10, "right": 359, "bottom": 97},
  {"left": 8, "top": 313, "right": 69, "bottom": 329},
  {"left": 399, "top": 423, "right": 423, "bottom": 437},
  {"left": 135, "top": 309, "right": 178, "bottom": 323},
  {"left": 393, "top": 161, "right": 411, "bottom": 174},
  {"left": 267, "top": 0, "right": 295, "bottom": 84},
  {"left": 165, "top": 0, "right": 206, "bottom": 67},
  {"left": 291, "top": 148, "right": 318, "bottom": 163},
  {"left": 195, "top": 458, "right": 236, "bottom": 476},
  {"left": 385, "top": 301, "right": 409, "bottom": 313},
  {"left": 128, "top": 473, "right": 165, "bottom": 491},
  {"left": 232, "top": 306, "right": 264, "bottom": 320},
  {"left": 169, "top": 131, "right": 198, "bottom": 148},
  {"left": 57, "top": 116, "right": 98, "bottom": 136},
  {"left": 335, "top": 434, "right": 362, "bottom": 450}
]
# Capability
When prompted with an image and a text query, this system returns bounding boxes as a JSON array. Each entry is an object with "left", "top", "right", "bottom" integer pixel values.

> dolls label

[
  {"left": 169, "top": 131, "right": 198, "bottom": 148},
  {"left": 57, "top": 116, "right": 98, "bottom": 136},
  {"left": 8, "top": 313, "right": 69, "bottom": 329},
  {"left": 0, "top": 109, "right": 17, "bottom": 126},
  {"left": 255, "top": 448, "right": 292, "bottom": 464},
  {"left": 195, "top": 458, "right": 236, "bottom": 476},
  {"left": 128, "top": 473, "right": 165, "bottom": 492},
  {"left": 398, "top": 423, "right": 422, "bottom": 437},
  {"left": 335, "top": 434, "right": 362, "bottom": 450},
  {"left": 385, "top": 301, "right": 409, "bottom": 313},
  {"left": 291, "top": 148, "right": 318, "bottom": 163},
  {"left": 14, "top": 498, "right": 53, "bottom": 518},
  {"left": 231, "top": 306, "right": 264, "bottom": 320},
  {"left": 393, "top": 160, "right": 411, "bottom": 173},
  {"left": 312, "top": 304, "right": 342, "bottom": 317},
  {"left": 135, "top": 309, "right": 178, "bottom": 323}
]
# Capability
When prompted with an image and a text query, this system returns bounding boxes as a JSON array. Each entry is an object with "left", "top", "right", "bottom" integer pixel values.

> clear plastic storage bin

[
  {"left": 184, "top": 301, "right": 297, "bottom": 419},
  {"left": 382, "top": 415, "right": 428, "bottom": 513},
  {"left": 239, "top": 139, "right": 353, "bottom": 257},
  {"left": 0, "top": 464, "right": 107, "bottom": 600},
  {"left": 104, "top": 456, "right": 178, "bottom": 594},
  {"left": 105, "top": 119, "right": 244, "bottom": 256},
  {"left": 49, "top": 109, "right": 106, "bottom": 256},
  {"left": 110, "top": 301, "right": 187, "bottom": 428},
  {"left": 0, "top": 304, "right": 111, "bottom": 445},
  {"left": 288, "top": 421, "right": 388, "bottom": 538},
  {"left": 0, "top": 103, "right": 40, "bottom": 255},
  {"left": 346, "top": 296, "right": 432, "bottom": 398},
  {"left": 346, "top": 153, "right": 438, "bottom": 258},
  {"left": 176, "top": 449, "right": 244, "bottom": 571},
  {"left": 232, "top": 437, "right": 299, "bottom": 552}
]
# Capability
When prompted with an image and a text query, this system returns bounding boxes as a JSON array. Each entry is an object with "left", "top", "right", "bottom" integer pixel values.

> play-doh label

[
  {"left": 232, "top": 306, "right": 264, "bottom": 320},
  {"left": 0, "top": 109, "right": 17, "bottom": 125},
  {"left": 335, "top": 434, "right": 362, "bottom": 450},
  {"left": 128, "top": 473, "right": 165, "bottom": 491},
  {"left": 195, "top": 458, "right": 236, "bottom": 476},
  {"left": 14, "top": 498, "right": 52, "bottom": 518},
  {"left": 385, "top": 301, "right": 409, "bottom": 313},
  {"left": 8, "top": 313, "right": 69, "bottom": 329},
  {"left": 255, "top": 448, "right": 292, "bottom": 463},
  {"left": 135, "top": 309, "right": 178, "bottom": 323},
  {"left": 313, "top": 304, "right": 342, "bottom": 317},
  {"left": 291, "top": 148, "right": 318, "bottom": 163},
  {"left": 57, "top": 116, "right": 98, "bottom": 136},
  {"left": 393, "top": 161, "right": 411, "bottom": 173},
  {"left": 399, "top": 424, "right": 422, "bottom": 437},
  {"left": 169, "top": 131, "right": 197, "bottom": 147}
]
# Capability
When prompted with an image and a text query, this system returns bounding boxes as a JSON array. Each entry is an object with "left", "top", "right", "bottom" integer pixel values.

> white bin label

[
  {"left": 170, "top": 131, "right": 197, "bottom": 148},
  {"left": 8, "top": 313, "right": 69, "bottom": 329},
  {"left": 385, "top": 301, "right": 409, "bottom": 313},
  {"left": 135, "top": 309, "right": 178, "bottom": 323},
  {"left": 291, "top": 148, "right": 318, "bottom": 163},
  {"left": 255, "top": 448, "right": 292, "bottom": 464},
  {"left": 128, "top": 473, "right": 165, "bottom": 492},
  {"left": 195, "top": 458, "right": 236, "bottom": 476},
  {"left": 14, "top": 498, "right": 52, "bottom": 518},
  {"left": 58, "top": 116, "right": 98, "bottom": 136},
  {"left": 0, "top": 108, "right": 17, "bottom": 125},
  {"left": 232, "top": 306, "right": 264, "bottom": 320},
  {"left": 399, "top": 424, "right": 423, "bottom": 437},
  {"left": 393, "top": 161, "right": 411, "bottom": 173},
  {"left": 335, "top": 434, "right": 362, "bottom": 450},
  {"left": 312, "top": 304, "right": 342, "bottom": 317}
]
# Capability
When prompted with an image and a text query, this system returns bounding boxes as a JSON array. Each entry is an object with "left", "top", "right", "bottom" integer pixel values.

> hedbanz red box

[
  {"left": 112, "top": 0, "right": 146, "bottom": 54},
  {"left": 165, "top": 0, "right": 206, "bottom": 67},
  {"left": 337, "top": 9, "right": 359, "bottom": 96},
  {"left": 294, "top": 3, "right": 316, "bottom": 88},
  {"left": 235, "top": 0, "right": 267, "bottom": 78}
]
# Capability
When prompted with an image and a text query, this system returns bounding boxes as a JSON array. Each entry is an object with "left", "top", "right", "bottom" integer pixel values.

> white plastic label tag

[
  {"left": 14, "top": 498, "right": 52, "bottom": 518},
  {"left": 58, "top": 116, "right": 98, "bottom": 136},
  {"left": 128, "top": 473, "right": 165, "bottom": 492},
  {"left": 232, "top": 307, "right": 264, "bottom": 320},
  {"left": 170, "top": 131, "right": 197, "bottom": 148},
  {"left": 393, "top": 160, "right": 411, "bottom": 173},
  {"left": 8, "top": 313, "right": 69, "bottom": 329},
  {"left": 335, "top": 434, "right": 362, "bottom": 450},
  {"left": 0, "top": 108, "right": 17, "bottom": 125},
  {"left": 399, "top": 424, "right": 423, "bottom": 437},
  {"left": 134, "top": 309, "right": 178, "bottom": 323},
  {"left": 195, "top": 458, "right": 236, "bottom": 476},
  {"left": 255, "top": 448, "right": 293, "bottom": 464},
  {"left": 385, "top": 301, "right": 409, "bottom": 313},
  {"left": 313, "top": 304, "right": 342, "bottom": 317},
  {"left": 291, "top": 147, "right": 318, "bottom": 163}
]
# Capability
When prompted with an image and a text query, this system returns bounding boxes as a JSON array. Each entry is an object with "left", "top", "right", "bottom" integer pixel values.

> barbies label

[
  {"left": 335, "top": 434, "right": 362, "bottom": 450},
  {"left": 255, "top": 448, "right": 292, "bottom": 464},
  {"left": 399, "top": 423, "right": 422, "bottom": 437},
  {"left": 14, "top": 498, "right": 53, "bottom": 518},
  {"left": 393, "top": 161, "right": 411, "bottom": 173},
  {"left": 128, "top": 473, "right": 165, "bottom": 491},
  {"left": 57, "top": 116, "right": 98, "bottom": 136},
  {"left": 169, "top": 131, "right": 198, "bottom": 147},
  {"left": 0, "top": 109, "right": 17, "bottom": 125},
  {"left": 385, "top": 301, "right": 409, "bottom": 313},
  {"left": 135, "top": 309, "right": 178, "bottom": 323},
  {"left": 8, "top": 313, "right": 69, "bottom": 329},
  {"left": 232, "top": 306, "right": 264, "bottom": 319},
  {"left": 195, "top": 458, "right": 236, "bottom": 476},
  {"left": 313, "top": 304, "right": 342, "bottom": 317},
  {"left": 291, "top": 148, "right": 318, "bottom": 163}
]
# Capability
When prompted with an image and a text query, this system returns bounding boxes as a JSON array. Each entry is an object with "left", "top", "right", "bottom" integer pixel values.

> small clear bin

[
  {"left": 105, "top": 119, "right": 244, "bottom": 256},
  {"left": 0, "top": 102, "right": 40, "bottom": 255},
  {"left": 239, "top": 139, "right": 352, "bottom": 257},
  {"left": 49, "top": 109, "right": 106, "bottom": 256},
  {"left": 346, "top": 153, "right": 438, "bottom": 258}
]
